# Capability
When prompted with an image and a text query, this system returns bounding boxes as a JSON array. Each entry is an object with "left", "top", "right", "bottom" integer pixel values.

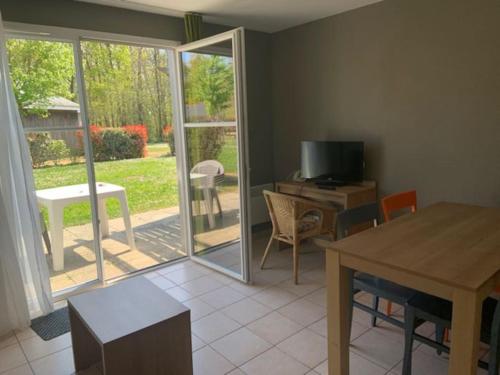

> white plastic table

[
  {"left": 190, "top": 172, "right": 216, "bottom": 229},
  {"left": 36, "top": 182, "right": 136, "bottom": 271}
]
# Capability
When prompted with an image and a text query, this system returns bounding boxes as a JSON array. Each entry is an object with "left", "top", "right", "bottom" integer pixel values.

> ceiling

[{"left": 78, "top": 0, "right": 383, "bottom": 33}]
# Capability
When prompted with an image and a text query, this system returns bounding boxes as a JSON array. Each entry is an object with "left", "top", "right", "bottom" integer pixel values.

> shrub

[
  {"left": 27, "top": 133, "right": 70, "bottom": 168},
  {"left": 48, "top": 139, "right": 70, "bottom": 166},
  {"left": 80, "top": 124, "right": 148, "bottom": 162},
  {"left": 123, "top": 124, "right": 148, "bottom": 158},
  {"left": 162, "top": 124, "right": 175, "bottom": 156}
]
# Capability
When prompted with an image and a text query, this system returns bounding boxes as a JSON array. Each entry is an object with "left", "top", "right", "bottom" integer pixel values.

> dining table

[{"left": 316, "top": 202, "right": 500, "bottom": 375}]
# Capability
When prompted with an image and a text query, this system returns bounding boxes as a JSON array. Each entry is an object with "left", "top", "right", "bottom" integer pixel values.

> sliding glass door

[
  {"left": 79, "top": 40, "right": 185, "bottom": 281},
  {"left": 175, "top": 29, "right": 251, "bottom": 281},
  {"left": 6, "top": 24, "right": 251, "bottom": 298}
]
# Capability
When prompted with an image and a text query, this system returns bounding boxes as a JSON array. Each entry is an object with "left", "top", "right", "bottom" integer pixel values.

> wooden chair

[
  {"left": 260, "top": 190, "right": 336, "bottom": 284},
  {"left": 380, "top": 190, "right": 417, "bottom": 318}
]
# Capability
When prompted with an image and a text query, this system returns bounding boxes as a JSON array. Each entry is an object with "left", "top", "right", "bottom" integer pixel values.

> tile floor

[{"left": 0, "top": 229, "right": 492, "bottom": 375}]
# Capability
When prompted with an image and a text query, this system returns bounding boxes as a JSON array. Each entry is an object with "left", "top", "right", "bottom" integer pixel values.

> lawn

[{"left": 34, "top": 141, "right": 238, "bottom": 227}]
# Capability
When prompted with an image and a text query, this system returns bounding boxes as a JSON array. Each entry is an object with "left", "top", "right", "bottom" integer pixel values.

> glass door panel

[
  {"left": 177, "top": 29, "right": 250, "bottom": 280},
  {"left": 6, "top": 38, "right": 100, "bottom": 294},
  {"left": 80, "top": 40, "right": 185, "bottom": 280}
]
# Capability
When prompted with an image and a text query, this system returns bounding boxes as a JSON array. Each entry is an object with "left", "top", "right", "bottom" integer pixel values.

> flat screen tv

[{"left": 301, "top": 141, "right": 364, "bottom": 182}]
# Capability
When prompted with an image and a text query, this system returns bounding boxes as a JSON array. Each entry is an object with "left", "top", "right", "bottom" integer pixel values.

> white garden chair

[{"left": 190, "top": 160, "right": 225, "bottom": 218}]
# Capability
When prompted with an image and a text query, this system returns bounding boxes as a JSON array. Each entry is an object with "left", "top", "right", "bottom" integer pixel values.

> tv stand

[{"left": 276, "top": 180, "right": 376, "bottom": 210}]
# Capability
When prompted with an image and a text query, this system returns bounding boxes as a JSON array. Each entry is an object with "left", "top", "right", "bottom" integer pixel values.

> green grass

[{"left": 34, "top": 141, "right": 238, "bottom": 227}]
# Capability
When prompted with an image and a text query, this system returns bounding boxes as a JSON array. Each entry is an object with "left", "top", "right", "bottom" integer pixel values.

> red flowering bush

[{"left": 77, "top": 124, "right": 148, "bottom": 161}]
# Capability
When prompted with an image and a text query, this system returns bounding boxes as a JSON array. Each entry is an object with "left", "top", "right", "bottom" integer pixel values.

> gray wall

[
  {"left": 0, "top": 0, "right": 274, "bottom": 186},
  {"left": 272, "top": 0, "right": 500, "bottom": 207}
]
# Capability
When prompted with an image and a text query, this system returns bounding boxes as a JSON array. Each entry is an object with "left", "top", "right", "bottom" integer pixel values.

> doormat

[{"left": 31, "top": 307, "right": 70, "bottom": 341}]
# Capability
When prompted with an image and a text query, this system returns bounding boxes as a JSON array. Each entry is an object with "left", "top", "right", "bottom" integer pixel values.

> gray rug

[{"left": 31, "top": 307, "right": 70, "bottom": 341}]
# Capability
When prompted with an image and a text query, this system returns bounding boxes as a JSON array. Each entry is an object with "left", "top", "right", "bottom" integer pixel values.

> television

[{"left": 301, "top": 141, "right": 364, "bottom": 183}]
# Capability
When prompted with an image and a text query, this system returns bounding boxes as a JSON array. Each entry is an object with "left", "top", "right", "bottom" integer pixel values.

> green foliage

[
  {"left": 81, "top": 42, "right": 172, "bottom": 142},
  {"left": 184, "top": 55, "right": 234, "bottom": 121},
  {"left": 91, "top": 128, "right": 146, "bottom": 162},
  {"left": 27, "top": 133, "right": 70, "bottom": 168},
  {"left": 6, "top": 39, "right": 75, "bottom": 116}
]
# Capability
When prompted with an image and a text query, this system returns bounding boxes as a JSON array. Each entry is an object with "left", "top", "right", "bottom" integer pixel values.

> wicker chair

[{"left": 260, "top": 190, "right": 336, "bottom": 284}]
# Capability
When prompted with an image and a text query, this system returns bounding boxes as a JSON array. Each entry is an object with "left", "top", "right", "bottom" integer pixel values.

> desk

[
  {"left": 276, "top": 180, "right": 376, "bottom": 210},
  {"left": 316, "top": 202, "right": 500, "bottom": 375},
  {"left": 36, "top": 182, "right": 136, "bottom": 271}
]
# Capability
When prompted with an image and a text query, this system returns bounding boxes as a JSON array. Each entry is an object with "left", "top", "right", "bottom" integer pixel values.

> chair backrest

[
  {"left": 263, "top": 190, "right": 296, "bottom": 236},
  {"left": 191, "top": 160, "right": 224, "bottom": 176},
  {"left": 381, "top": 190, "right": 417, "bottom": 222},
  {"left": 336, "top": 202, "right": 379, "bottom": 240},
  {"left": 191, "top": 160, "right": 225, "bottom": 186}
]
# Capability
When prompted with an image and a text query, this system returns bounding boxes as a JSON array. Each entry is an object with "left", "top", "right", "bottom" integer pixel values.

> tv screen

[{"left": 301, "top": 141, "right": 364, "bottom": 182}]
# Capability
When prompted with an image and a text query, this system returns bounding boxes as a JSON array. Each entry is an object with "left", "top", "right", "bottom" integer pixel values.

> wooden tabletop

[
  {"left": 317, "top": 202, "right": 500, "bottom": 292},
  {"left": 68, "top": 277, "right": 189, "bottom": 344}
]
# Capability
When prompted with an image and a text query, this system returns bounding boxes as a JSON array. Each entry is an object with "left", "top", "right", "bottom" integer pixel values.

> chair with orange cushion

[{"left": 377, "top": 190, "right": 417, "bottom": 324}]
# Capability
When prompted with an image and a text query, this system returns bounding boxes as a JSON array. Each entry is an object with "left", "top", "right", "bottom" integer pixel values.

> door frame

[
  {"left": 173, "top": 28, "right": 252, "bottom": 282},
  {"left": 5, "top": 22, "right": 189, "bottom": 300}
]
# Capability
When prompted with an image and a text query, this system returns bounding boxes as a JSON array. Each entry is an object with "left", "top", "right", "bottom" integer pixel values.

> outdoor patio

[{"left": 46, "top": 190, "right": 241, "bottom": 292}]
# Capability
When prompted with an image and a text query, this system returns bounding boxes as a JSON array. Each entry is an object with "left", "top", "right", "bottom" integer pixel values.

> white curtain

[{"left": 0, "top": 13, "right": 53, "bottom": 336}]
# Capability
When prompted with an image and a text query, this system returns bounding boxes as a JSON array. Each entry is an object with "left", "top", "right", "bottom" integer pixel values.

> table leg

[
  {"left": 326, "top": 251, "right": 352, "bottom": 375},
  {"left": 117, "top": 192, "right": 136, "bottom": 250},
  {"left": 97, "top": 198, "right": 109, "bottom": 238},
  {"left": 48, "top": 204, "right": 64, "bottom": 271},
  {"left": 203, "top": 188, "right": 215, "bottom": 229},
  {"left": 448, "top": 289, "right": 483, "bottom": 375}
]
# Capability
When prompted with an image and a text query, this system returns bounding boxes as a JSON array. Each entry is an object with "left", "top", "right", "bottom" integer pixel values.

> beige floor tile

[
  {"left": 390, "top": 349, "right": 449, "bottom": 375},
  {"left": 303, "top": 287, "right": 326, "bottom": 307},
  {"left": 277, "top": 328, "right": 327, "bottom": 368},
  {"left": 180, "top": 275, "right": 224, "bottom": 297},
  {"left": 193, "top": 346, "right": 235, "bottom": 375},
  {"left": 0, "top": 364, "right": 34, "bottom": 375},
  {"left": 211, "top": 327, "right": 272, "bottom": 366},
  {"left": 182, "top": 298, "right": 216, "bottom": 322},
  {"left": 0, "top": 332, "right": 17, "bottom": 350},
  {"left": 191, "top": 334, "right": 205, "bottom": 352},
  {"left": 226, "top": 369, "right": 246, "bottom": 375},
  {"left": 14, "top": 329, "right": 36, "bottom": 342},
  {"left": 251, "top": 286, "right": 298, "bottom": 309},
  {"left": 221, "top": 298, "right": 272, "bottom": 325},
  {"left": 164, "top": 286, "right": 194, "bottom": 302},
  {"left": 20, "top": 333, "right": 72, "bottom": 361},
  {"left": 351, "top": 329, "right": 404, "bottom": 370},
  {"left": 147, "top": 276, "right": 176, "bottom": 290},
  {"left": 247, "top": 311, "right": 304, "bottom": 345},
  {"left": 30, "top": 347, "right": 74, "bottom": 375},
  {"left": 300, "top": 269, "right": 325, "bottom": 284},
  {"left": 199, "top": 286, "right": 246, "bottom": 309},
  {"left": 277, "top": 278, "right": 322, "bottom": 297},
  {"left": 164, "top": 266, "right": 208, "bottom": 284},
  {"left": 191, "top": 312, "right": 241, "bottom": 343},
  {"left": 240, "top": 347, "right": 309, "bottom": 375},
  {"left": 314, "top": 352, "right": 387, "bottom": 375},
  {"left": 278, "top": 298, "right": 325, "bottom": 326},
  {"left": 308, "top": 317, "right": 327, "bottom": 337},
  {"left": 0, "top": 344, "right": 27, "bottom": 373},
  {"left": 227, "top": 281, "right": 267, "bottom": 297}
]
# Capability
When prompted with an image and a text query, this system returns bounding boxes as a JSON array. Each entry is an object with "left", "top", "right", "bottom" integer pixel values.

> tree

[
  {"left": 7, "top": 39, "right": 75, "bottom": 116},
  {"left": 184, "top": 54, "right": 234, "bottom": 165}
]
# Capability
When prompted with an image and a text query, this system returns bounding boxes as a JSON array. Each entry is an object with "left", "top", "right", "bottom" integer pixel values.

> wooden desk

[
  {"left": 316, "top": 202, "right": 500, "bottom": 375},
  {"left": 276, "top": 180, "right": 376, "bottom": 210}
]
